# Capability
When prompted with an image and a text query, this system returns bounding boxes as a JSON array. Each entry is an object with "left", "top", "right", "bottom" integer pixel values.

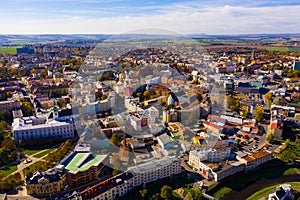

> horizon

[{"left": 1, "top": 0, "right": 300, "bottom": 34}]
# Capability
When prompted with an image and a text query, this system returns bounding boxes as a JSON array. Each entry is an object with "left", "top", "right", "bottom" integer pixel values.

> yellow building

[{"left": 26, "top": 168, "right": 66, "bottom": 195}]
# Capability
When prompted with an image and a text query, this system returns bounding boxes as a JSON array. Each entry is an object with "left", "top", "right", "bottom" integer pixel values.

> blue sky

[{"left": 1, "top": 0, "right": 300, "bottom": 34}]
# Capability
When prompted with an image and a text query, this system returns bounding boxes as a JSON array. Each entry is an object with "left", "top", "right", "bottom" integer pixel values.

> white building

[
  {"left": 128, "top": 156, "right": 182, "bottom": 187},
  {"left": 189, "top": 147, "right": 231, "bottom": 164},
  {"left": 13, "top": 114, "right": 75, "bottom": 145},
  {"left": 81, "top": 157, "right": 182, "bottom": 200}
]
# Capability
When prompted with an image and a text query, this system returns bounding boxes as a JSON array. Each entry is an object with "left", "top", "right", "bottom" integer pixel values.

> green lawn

[
  {"left": 266, "top": 46, "right": 289, "bottom": 52},
  {"left": 33, "top": 148, "right": 54, "bottom": 158},
  {"left": 21, "top": 148, "right": 42, "bottom": 156},
  {"left": 247, "top": 182, "right": 300, "bottom": 200},
  {"left": 288, "top": 47, "right": 300, "bottom": 52},
  {"left": 0, "top": 165, "right": 17, "bottom": 177},
  {"left": 214, "top": 187, "right": 232, "bottom": 199},
  {"left": 209, "top": 160, "right": 293, "bottom": 198},
  {"left": 23, "top": 161, "right": 46, "bottom": 176},
  {"left": 0, "top": 47, "right": 18, "bottom": 54},
  {"left": 283, "top": 168, "right": 299, "bottom": 175}
]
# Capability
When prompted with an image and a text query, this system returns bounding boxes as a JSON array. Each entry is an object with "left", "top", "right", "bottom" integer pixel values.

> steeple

[
  {"left": 53, "top": 99, "right": 59, "bottom": 119},
  {"left": 251, "top": 50, "right": 255, "bottom": 61}
]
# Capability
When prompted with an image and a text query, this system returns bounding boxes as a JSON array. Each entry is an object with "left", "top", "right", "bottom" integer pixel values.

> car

[
  {"left": 26, "top": 158, "right": 32, "bottom": 163},
  {"left": 23, "top": 160, "right": 27, "bottom": 164}
]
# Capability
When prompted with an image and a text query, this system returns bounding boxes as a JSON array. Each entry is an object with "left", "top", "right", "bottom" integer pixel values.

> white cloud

[{"left": 1, "top": 4, "right": 300, "bottom": 34}]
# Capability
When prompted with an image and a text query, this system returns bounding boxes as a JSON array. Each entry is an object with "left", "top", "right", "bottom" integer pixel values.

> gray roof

[
  {"left": 128, "top": 156, "right": 179, "bottom": 173},
  {"left": 157, "top": 133, "right": 172, "bottom": 145}
]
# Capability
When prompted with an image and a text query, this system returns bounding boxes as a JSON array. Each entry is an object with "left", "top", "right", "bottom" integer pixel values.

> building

[
  {"left": 157, "top": 133, "right": 174, "bottom": 149},
  {"left": 12, "top": 115, "right": 75, "bottom": 145},
  {"left": 163, "top": 109, "right": 181, "bottom": 122},
  {"left": 80, "top": 157, "right": 182, "bottom": 200},
  {"left": 0, "top": 194, "right": 7, "bottom": 200},
  {"left": 236, "top": 150, "right": 272, "bottom": 171},
  {"left": 58, "top": 145, "right": 108, "bottom": 187},
  {"left": 268, "top": 184, "right": 295, "bottom": 200},
  {"left": 189, "top": 147, "right": 231, "bottom": 164},
  {"left": 25, "top": 168, "right": 66, "bottom": 195},
  {"left": 80, "top": 172, "right": 135, "bottom": 200},
  {"left": 0, "top": 100, "right": 21, "bottom": 112},
  {"left": 128, "top": 156, "right": 182, "bottom": 187}
]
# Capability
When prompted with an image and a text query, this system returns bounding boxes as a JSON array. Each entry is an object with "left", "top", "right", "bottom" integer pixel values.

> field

[
  {"left": 33, "top": 148, "right": 54, "bottom": 158},
  {"left": 214, "top": 187, "right": 232, "bottom": 199},
  {"left": 0, "top": 165, "right": 17, "bottom": 177},
  {"left": 208, "top": 160, "right": 295, "bottom": 199},
  {"left": 247, "top": 182, "right": 300, "bottom": 200},
  {"left": 266, "top": 46, "right": 300, "bottom": 52},
  {"left": 0, "top": 47, "right": 18, "bottom": 54},
  {"left": 23, "top": 161, "right": 46, "bottom": 176}
]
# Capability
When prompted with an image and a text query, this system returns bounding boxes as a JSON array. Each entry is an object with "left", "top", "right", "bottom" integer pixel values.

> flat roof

[{"left": 65, "top": 152, "right": 107, "bottom": 173}]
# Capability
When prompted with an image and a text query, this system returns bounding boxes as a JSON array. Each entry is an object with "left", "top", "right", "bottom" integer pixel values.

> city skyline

[{"left": 1, "top": 0, "right": 300, "bottom": 34}]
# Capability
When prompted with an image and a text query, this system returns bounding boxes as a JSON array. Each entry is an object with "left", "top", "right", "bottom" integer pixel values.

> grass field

[
  {"left": 22, "top": 148, "right": 42, "bottom": 156},
  {"left": 214, "top": 187, "right": 232, "bottom": 199},
  {"left": 283, "top": 168, "right": 299, "bottom": 175},
  {"left": 0, "top": 47, "right": 18, "bottom": 54},
  {"left": 209, "top": 160, "right": 292, "bottom": 199},
  {"left": 266, "top": 46, "right": 300, "bottom": 52},
  {"left": 0, "top": 165, "right": 17, "bottom": 177},
  {"left": 23, "top": 161, "right": 46, "bottom": 175},
  {"left": 33, "top": 148, "right": 54, "bottom": 158},
  {"left": 247, "top": 182, "right": 300, "bottom": 200},
  {"left": 266, "top": 46, "right": 289, "bottom": 52}
]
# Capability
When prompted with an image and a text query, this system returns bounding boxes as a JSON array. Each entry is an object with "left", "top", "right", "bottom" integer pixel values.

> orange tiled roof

[
  {"left": 244, "top": 155, "right": 255, "bottom": 162},
  {"left": 252, "top": 151, "right": 270, "bottom": 159}
]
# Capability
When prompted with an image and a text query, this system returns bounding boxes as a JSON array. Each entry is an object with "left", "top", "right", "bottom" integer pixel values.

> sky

[{"left": 0, "top": 0, "right": 300, "bottom": 34}]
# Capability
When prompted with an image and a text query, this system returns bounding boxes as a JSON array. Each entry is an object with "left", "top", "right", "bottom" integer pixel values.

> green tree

[
  {"left": 151, "top": 193, "right": 161, "bottom": 200},
  {"left": 1, "top": 139, "right": 15, "bottom": 150},
  {"left": 110, "top": 133, "right": 121, "bottom": 146},
  {"left": 144, "top": 91, "right": 151, "bottom": 100},
  {"left": 254, "top": 105, "right": 264, "bottom": 123},
  {"left": 139, "top": 189, "right": 147, "bottom": 198},
  {"left": 196, "top": 93, "right": 203, "bottom": 102},
  {"left": 265, "top": 92, "right": 273, "bottom": 108},
  {"left": 18, "top": 139, "right": 25, "bottom": 147},
  {"left": 21, "top": 102, "right": 33, "bottom": 117},
  {"left": 187, "top": 187, "right": 204, "bottom": 200},
  {"left": 266, "top": 133, "right": 274, "bottom": 143},
  {"left": 161, "top": 185, "right": 173, "bottom": 200},
  {"left": 0, "top": 110, "right": 12, "bottom": 124}
]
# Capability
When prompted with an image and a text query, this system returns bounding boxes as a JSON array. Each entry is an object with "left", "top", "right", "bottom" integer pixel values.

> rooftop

[{"left": 64, "top": 152, "right": 107, "bottom": 173}]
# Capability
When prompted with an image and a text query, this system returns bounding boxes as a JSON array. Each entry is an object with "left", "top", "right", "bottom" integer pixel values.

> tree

[
  {"left": 254, "top": 105, "right": 264, "bottom": 123},
  {"left": 187, "top": 187, "right": 204, "bottom": 200},
  {"left": 0, "top": 110, "right": 12, "bottom": 124},
  {"left": 160, "top": 185, "right": 173, "bottom": 200},
  {"left": 266, "top": 133, "right": 274, "bottom": 143},
  {"left": 151, "top": 193, "right": 161, "bottom": 200},
  {"left": 144, "top": 91, "right": 151, "bottom": 100},
  {"left": 28, "top": 137, "right": 36, "bottom": 146},
  {"left": 196, "top": 93, "right": 203, "bottom": 102},
  {"left": 139, "top": 189, "right": 147, "bottom": 198},
  {"left": 18, "top": 139, "right": 25, "bottom": 147},
  {"left": 110, "top": 133, "right": 121, "bottom": 146},
  {"left": 21, "top": 102, "right": 33, "bottom": 117},
  {"left": 265, "top": 92, "right": 273, "bottom": 108},
  {"left": 1, "top": 139, "right": 14, "bottom": 150}
]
